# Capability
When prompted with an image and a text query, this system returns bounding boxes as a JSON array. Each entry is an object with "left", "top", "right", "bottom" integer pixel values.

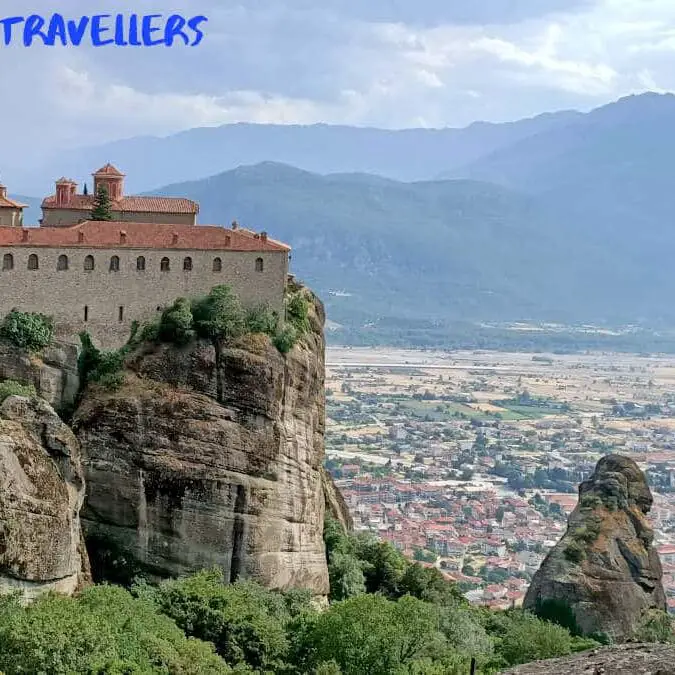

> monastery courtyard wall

[{"left": 0, "top": 247, "right": 287, "bottom": 348}]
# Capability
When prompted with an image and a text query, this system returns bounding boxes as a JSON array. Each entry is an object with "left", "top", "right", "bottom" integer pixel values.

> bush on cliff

[
  {"left": 0, "top": 379, "right": 37, "bottom": 404},
  {"left": 193, "top": 285, "right": 246, "bottom": 344},
  {"left": 0, "top": 309, "right": 54, "bottom": 352},
  {"left": 158, "top": 297, "right": 195, "bottom": 346}
]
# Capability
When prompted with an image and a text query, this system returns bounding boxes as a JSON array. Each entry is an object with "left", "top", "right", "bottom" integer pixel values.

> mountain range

[{"left": 12, "top": 92, "right": 675, "bottom": 348}]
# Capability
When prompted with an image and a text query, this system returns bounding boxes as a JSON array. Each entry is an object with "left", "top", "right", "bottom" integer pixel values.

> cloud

[{"left": 2, "top": 0, "right": 675, "bottom": 165}]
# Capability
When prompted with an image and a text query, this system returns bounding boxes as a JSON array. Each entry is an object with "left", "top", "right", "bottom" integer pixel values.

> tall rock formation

[
  {"left": 73, "top": 286, "right": 329, "bottom": 595},
  {"left": 0, "top": 395, "right": 89, "bottom": 599},
  {"left": 524, "top": 454, "right": 667, "bottom": 640}
]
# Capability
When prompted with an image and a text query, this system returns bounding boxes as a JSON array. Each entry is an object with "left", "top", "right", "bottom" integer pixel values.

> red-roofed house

[
  {"left": 41, "top": 165, "right": 199, "bottom": 227},
  {"left": 0, "top": 183, "right": 26, "bottom": 227}
]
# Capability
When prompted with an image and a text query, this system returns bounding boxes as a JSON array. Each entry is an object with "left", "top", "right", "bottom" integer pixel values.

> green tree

[
  {"left": 159, "top": 297, "right": 195, "bottom": 345},
  {"left": 328, "top": 552, "right": 367, "bottom": 601},
  {"left": 90, "top": 184, "right": 113, "bottom": 221},
  {"left": 193, "top": 285, "right": 246, "bottom": 345},
  {"left": 145, "top": 569, "right": 291, "bottom": 672},
  {"left": 306, "top": 595, "right": 447, "bottom": 675},
  {"left": 0, "top": 585, "right": 230, "bottom": 674}
]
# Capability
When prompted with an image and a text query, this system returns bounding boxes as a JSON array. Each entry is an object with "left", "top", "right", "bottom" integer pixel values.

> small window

[
  {"left": 183, "top": 256, "right": 193, "bottom": 271},
  {"left": 255, "top": 257, "right": 264, "bottom": 272},
  {"left": 109, "top": 255, "right": 120, "bottom": 272},
  {"left": 2, "top": 253, "right": 13, "bottom": 271},
  {"left": 160, "top": 257, "right": 170, "bottom": 272},
  {"left": 212, "top": 257, "right": 222, "bottom": 272},
  {"left": 57, "top": 254, "right": 68, "bottom": 271},
  {"left": 27, "top": 254, "right": 39, "bottom": 271},
  {"left": 84, "top": 255, "right": 95, "bottom": 271},
  {"left": 136, "top": 256, "right": 146, "bottom": 271},
  {"left": 118, "top": 306, "right": 124, "bottom": 322},
  {"left": 84, "top": 306, "right": 89, "bottom": 322}
]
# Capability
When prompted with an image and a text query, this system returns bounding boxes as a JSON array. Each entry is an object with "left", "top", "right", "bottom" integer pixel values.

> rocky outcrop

[
  {"left": 524, "top": 454, "right": 667, "bottom": 640},
  {"left": 501, "top": 643, "right": 675, "bottom": 674},
  {"left": 0, "top": 395, "right": 89, "bottom": 599},
  {"left": 322, "top": 467, "right": 353, "bottom": 531},
  {"left": 0, "top": 340, "right": 80, "bottom": 413},
  {"left": 74, "top": 287, "right": 329, "bottom": 595}
]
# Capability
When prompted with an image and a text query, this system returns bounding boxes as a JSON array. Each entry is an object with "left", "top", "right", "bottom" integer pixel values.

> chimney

[
  {"left": 172, "top": 232, "right": 179, "bottom": 245},
  {"left": 0, "top": 184, "right": 6, "bottom": 199},
  {"left": 260, "top": 231, "right": 268, "bottom": 242},
  {"left": 120, "top": 230, "right": 127, "bottom": 244},
  {"left": 231, "top": 220, "right": 239, "bottom": 230},
  {"left": 22, "top": 229, "right": 29, "bottom": 242},
  {"left": 78, "top": 231, "right": 85, "bottom": 243}
]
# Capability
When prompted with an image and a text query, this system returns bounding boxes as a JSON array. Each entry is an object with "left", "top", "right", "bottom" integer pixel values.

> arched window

[
  {"left": 84, "top": 255, "right": 95, "bottom": 271},
  {"left": 109, "top": 255, "right": 120, "bottom": 272},
  {"left": 27, "top": 254, "right": 39, "bottom": 271},
  {"left": 255, "top": 257, "right": 264, "bottom": 272},
  {"left": 57, "top": 254, "right": 68, "bottom": 271},
  {"left": 183, "top": 256, "right": 193, "bottom": 271},
  {"left": 2, "top": 253, "right": 13, "bottom": 271},
  {"left": 160, "top": 257, "right": 170, "bottom": 272},
  {"left": 136, "top": 256, "right": 146, "bottom": 271},
  {"left": 212, "top": 257, "right": 222, "bottom": 272}
]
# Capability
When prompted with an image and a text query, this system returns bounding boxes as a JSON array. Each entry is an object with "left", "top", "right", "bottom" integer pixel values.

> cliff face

[
  {"left": 0, "top": 340, "right": 80, "bottom": 413},
  {"left": 524, "top": 455, "right": 666, "bottom": 640},
  {"left": 73, "top": 288, "right": 329, "bottom": 595},
  {"left": 0, "top": 396, "right": 89, "bottom": 599}
]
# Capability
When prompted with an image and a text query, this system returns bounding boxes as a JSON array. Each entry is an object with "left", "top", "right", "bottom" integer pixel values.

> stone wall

[
  {"left": 41, "top": 209, "right": 196, "bottom": 227},
  {"left": 0, "top": 246, "right": 288, "bottom": 348}
]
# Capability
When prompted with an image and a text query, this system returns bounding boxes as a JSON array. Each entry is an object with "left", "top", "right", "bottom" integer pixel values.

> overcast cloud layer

[{"left": 1, "top": 0, "right": 675, "bottom": 162}]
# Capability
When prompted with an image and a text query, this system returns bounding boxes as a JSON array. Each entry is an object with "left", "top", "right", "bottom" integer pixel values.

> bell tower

[{"left": 92, "top": 163, "right": 125, "bottom": 201}]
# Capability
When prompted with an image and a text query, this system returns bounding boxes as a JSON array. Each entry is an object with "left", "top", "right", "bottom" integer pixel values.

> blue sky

[{"left": 2, "top": 0, "right": 675, "bottom": 158}]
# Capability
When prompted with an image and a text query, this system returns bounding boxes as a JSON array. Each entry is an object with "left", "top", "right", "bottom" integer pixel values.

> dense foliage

[
  {"left": 0, "top": 309, "right": 54, "bottom": 351},
  {"left": 90, "top": 184, "right": 113, "bottom": 221}
]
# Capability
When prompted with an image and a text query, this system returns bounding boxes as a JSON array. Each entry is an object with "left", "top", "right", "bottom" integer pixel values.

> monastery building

[{"left": 0, "top": 165, "right": 289, "bottom": 348}]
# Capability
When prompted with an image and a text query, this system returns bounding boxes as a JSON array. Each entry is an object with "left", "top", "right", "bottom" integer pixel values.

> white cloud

[{"left": 4, "top": 0, "right": 675, "bottom": 160}]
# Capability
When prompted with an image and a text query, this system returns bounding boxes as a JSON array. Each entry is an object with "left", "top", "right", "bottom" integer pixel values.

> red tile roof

[
  {"left": 0, "top": 221, "right": 289, "bottom": 252},
  {"left": 94, "top": 163, "right": 124, "bottom": 176},
  {"left": 0, "top": 195, "right": 27, "bottom": 209},
  {"left": 41, "top": 194, "right": 199, "bottom": 215}
]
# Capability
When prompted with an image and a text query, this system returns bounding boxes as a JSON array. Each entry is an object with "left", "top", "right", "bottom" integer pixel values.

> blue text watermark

[{"left": 0, "top": 13, "right": 208, "bottom": 47}]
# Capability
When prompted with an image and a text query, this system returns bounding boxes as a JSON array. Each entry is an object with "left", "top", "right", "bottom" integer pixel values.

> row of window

[{"left": 2, "top": 254, "right": 265, "bottom": 273}]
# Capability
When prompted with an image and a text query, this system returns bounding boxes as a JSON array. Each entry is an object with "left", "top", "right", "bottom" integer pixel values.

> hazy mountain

[
  {"left": 147, "top": 162, "right": 669, "bottom": 332},
  {"left": 9, "top": 111, "right": 580, "bottom": 196}
]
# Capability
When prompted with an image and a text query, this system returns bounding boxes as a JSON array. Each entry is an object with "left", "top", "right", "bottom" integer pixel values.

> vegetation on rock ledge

[{"left": 0, "top": 309, "right": 54, "bottom": 352}]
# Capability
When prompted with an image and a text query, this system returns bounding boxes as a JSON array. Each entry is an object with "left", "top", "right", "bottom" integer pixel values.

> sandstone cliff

[
  {"left": 0, "top": 340, "right": 79, "bottom": 413},
  {"left": 74, "top": 287, "right": 329, "bottom": 595},
  {"left": 0, "top": 395, "right": 89, "bottom": 599},
  {"left": 524, "top": 454, "right": 667, "bottom": 640},
  {"left": 501, "top": 643, "right": 675, "bottom": 674}
]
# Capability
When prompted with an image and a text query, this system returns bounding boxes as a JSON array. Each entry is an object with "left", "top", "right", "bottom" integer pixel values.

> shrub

[
  {"left": 78, "top": 331, "right": 126, "bottom": 385},
  {"left": 193, "top": 285, "right": 246, "bottom": 344},
  {"left": 634, "top": 609, "right": 675, "bottom": 643},
  {"left": 0, "top": 310, "right": 54, "bottom": 351},
  {"left": 0, "top": 585, "right": 229, "bottom": 674},
  {"left": 98, "top": 371, "right": 125, "bottom": 392},
  {"left": 495, "top": 611, "right": 573, "bottom": 667},
  {"left": 246, "top": 304, "right": 279, "bottom": 336},
  {"left": 139, "top": 320, "right": 160, "bottom": 343},
  {"left": 564, "top": 540, "right": 585, "bottom": 563},
  {"left": 328, "top": 552, "right": 366, "bottom": 601},
  {"left": 158, "top": 297, "right": 195, "bottom": 345},
  {"left": 0, "top": 379, "right": 37, "bottom": 404},
  {"left": 273, "top": 325, "right": 298, "bottom": 354},
  {"left": 286, "top": 292, "right": 310, "bottom": 334},
  {"left": 145, "top": 569, "right": 292, "bottom": 672}
]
